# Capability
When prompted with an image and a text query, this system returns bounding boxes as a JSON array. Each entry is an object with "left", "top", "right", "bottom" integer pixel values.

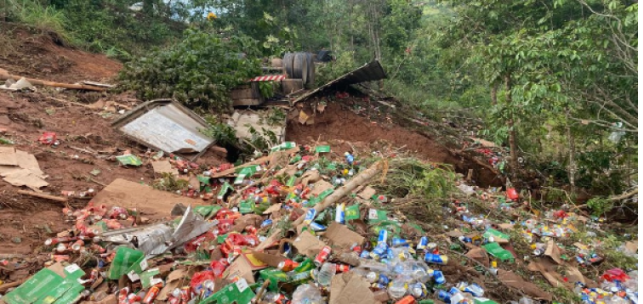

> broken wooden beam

[{"left": 17, "top": 190, "right": 68, "bottom": 203}]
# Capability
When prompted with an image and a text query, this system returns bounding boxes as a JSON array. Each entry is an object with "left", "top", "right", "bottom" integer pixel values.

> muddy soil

[
  {"left": 287, "top": 101, "right": 504, "bottom": 187},
  {"left": 0, "top": 23, "right": 121, "bottom": 83}
]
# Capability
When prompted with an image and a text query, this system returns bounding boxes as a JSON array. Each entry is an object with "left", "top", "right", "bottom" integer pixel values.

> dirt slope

[{"left": 0, "top": 22, "right": 121, "bottom": 83}]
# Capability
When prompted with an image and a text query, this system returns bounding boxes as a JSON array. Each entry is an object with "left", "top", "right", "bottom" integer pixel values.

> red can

[
  {"left": 71, "top": 239, "right": 85, "bottom": 252},
  {"left": 45, "top": 236, "right": 75, "bottom": 246},
  {"left": 245, "top": 225, "right": 257, "bottom": 235},
  {"left": 278, "top": 259, "right": 299, "bottom": 272},
  {"left": 395, "top": 295, "right": 416, "bottom": 304},
  {"left": 314, "top": 246, "right": 331, "bottom": 267},
  {"left": 143, "top": 285, "right": 160, "bottom": 304},
  {"left": 117, "top": 288, "right": 128, "bottom": 304},
  {"left": 51, "top": 254, "right": 70, "bottom": 262},
  {"left": 336, "top": 264, "right": 350, "bottom": 273}
]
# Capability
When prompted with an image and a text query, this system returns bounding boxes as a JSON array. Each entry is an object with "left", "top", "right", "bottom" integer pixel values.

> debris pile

[{"left": 0, "top": 141, "right": 636, "bottom": 304}]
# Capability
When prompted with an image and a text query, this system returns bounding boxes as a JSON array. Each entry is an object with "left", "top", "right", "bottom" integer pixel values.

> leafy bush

[{"left": 119, "top": 28, "right": 262, "bottom": 111}]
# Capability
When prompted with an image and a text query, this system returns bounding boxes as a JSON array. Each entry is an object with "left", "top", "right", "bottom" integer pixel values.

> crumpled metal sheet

[
  {"left": 292, "top": 60, "right": 387, "bottom": 105},
  {"left": 103, "top": 205, "right": 216, "bottom": 258}
]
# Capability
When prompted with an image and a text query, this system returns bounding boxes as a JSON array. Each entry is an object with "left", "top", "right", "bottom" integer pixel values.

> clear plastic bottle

[
  {"left": 518, "top": 297, "right": 535, "bottom": 304},
  {"left": 316, "top": 262, "right": 336, "bottom": 287},
  {"left": 357, "top": 258, "right": 390, "bottom": 273},
  {"left": 291, "top": 284, "right": 324, "bottom": 304},
  {"left": 387, "top": 278, "right": 408, "bottom": 300}
]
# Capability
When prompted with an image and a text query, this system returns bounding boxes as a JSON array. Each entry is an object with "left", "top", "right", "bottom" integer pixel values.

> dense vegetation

[{"left": 1, "top": 0, "right": 637, "bottom": 215}]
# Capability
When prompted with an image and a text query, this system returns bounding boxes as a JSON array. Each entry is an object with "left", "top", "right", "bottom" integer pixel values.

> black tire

[
  {"left": 283, "top": 53, "right": 295, "bottom": 78},
  {"left": 305, "top": 52, "right": 315, "bottom": 88},
  {"left": 293, "top": 52, "right": 308, "bottom": 84}
]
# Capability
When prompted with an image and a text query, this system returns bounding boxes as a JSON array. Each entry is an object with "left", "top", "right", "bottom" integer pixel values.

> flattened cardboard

[
  {"left": 0, "top": 147, "right": 17, "bottom": 166},
  {"left": 92, "top": 178, "right": 204, "bottom": 217},
  {"left": 158, "top": 269, "right": 187, "bottom": 301},
  {"left": 80, "top": 294, "right": 117, "bottom": 304},
  {"left": 300, "top": 170, "right": 321, "bottom": 185},
  {"left": 497, "top": 223, "right": 514, "bottom": 230},
  {"left": 625, "top": 240, "right": 638, "bottom": 253},
  {"left": 544, "top": 239, "right": 563, "bottom": 265},
  {"left": 151, "top": 160, "right": 178, "bottom": 176},
  {"left": 263, "top": 203, "right": 282, "bottom": 215},
  {"left": 357, "top": 186, "right": 376, "bottom": 200},
  {"left": 231, "top": 214, "right": 263, "bottom": 233},
  {"left": 224, "top": 257, "right": 255, "bottom": 284},
  {"left": 310, "top": 180, "right": 334, "bottom": 197},
  {"left": 330, "top": 272, "right": 378, "bottom": 304},
  {"left": 251, "top": 251, "right": 286, "bottom": 268},
  {"left": 3, "top": 169, "right": 48, "bottom": 190},
  {"left": 255, "top": 230, "right": 282, "bottom": 252},
  {"left": 465, "top": 247, "right": 490, "bottom": 267},
  {"left": 527, "top": 259, "right": 568, "bottom": 288},
  {"left": 325, "top": 222, "right": 365, "bottom": 250},
  {"left": 445, "top": 229, "right": 464, "bottom": 238},
  {"left": 497, "top": 269, "right": 552, "bottom": 301},
  {"left": 292, "top": 231, "right": 327, "bottom": 257}
]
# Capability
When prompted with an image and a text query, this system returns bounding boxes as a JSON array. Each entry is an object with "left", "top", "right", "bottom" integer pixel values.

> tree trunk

[
  {"left": 504, "top": 74, "right": 519, "bottom": 177},
  {"left": 566, "top": 111, "right": 576, "bottom": 194},
  {"left": 491, "top": 83, "right": 498, "bottom": 105}
]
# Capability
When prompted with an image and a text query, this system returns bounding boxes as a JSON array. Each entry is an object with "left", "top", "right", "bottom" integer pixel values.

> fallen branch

[
  {"left": 17, "top": 190, "right": 68, "bottom": 203},
  {"left": 47, "top": 97, "right": 95, "bottom": 109},
  {"left": 608, "top": 188, "right": 638, "bottom": 201},
  {"left": 0, "top": 68, "right": 107, "bottom": 91},
  {"left": 293, "top": 161, "right": 383, "bottom": 226},
  {"left": 210, "top": 148, "right": 298, "bottom": 179}
]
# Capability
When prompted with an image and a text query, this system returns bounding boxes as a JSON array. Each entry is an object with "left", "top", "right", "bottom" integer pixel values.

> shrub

[{"left": 119, "top": 28, "right": 262, "bottom": 112}]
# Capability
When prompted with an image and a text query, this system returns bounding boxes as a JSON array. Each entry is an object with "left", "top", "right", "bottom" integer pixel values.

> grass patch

[{"left": 9, "top": 1, "right": 76, "bottom": 45}]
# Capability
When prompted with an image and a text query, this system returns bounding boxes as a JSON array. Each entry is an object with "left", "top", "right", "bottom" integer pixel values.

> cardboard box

[{"left": 4, "top": 263, "right": 85, "bottom": 304}]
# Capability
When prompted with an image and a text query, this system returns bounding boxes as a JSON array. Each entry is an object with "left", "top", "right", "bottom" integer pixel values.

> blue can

[
  {"left": 345, "top": 153, "right": 354, "bottom": 165},
  {"left": 310, "top": 222, "right": 327, "bottom": 231},
  {"left": 575, "top": 256, "right": 585, "bottom": 264},
  {"left": 458, "top": 236, "right": 472, "bottom": 243},
  {"left": 372, "top": 243, "right": 388, "bottom": 256},
  {"left": 448, "top": 287, "right": 461, "bottom": 295},
  {"left": 417, "top": 236, "right": 429, "bottom": 250},
  {"left": 377, "top": 229, "right": 388, "bottom": 244},
  {"left": 433, "top": 270, "right": 446, "bottom": 285},
  {"left": 424, "top": 253, "right": 449, "bottom": 265},
  {"left": 391, "top": 238, "right": 410, "bottom": 247},
  {"left": 260, "top": 219, "right": 273, "bottom": 228},
  {"left": 360, "top": 250, "right": 371, "bottom": 259},
  {"left": 386, "top": 248, "right": 394, "bottom": 259},
  {"left": 436, "top": 290, "right": 451, "bottom": 303},
  {"left": 380, "top": 274, "right": 390, "bottom": 285},
  {"left": 464, "top": 282, "right": 484, "bottom": 297},
  {"left": 335, "top": 203, "right": 346, "bottom": 224},
  {"left": 304, "top": 208, "right": 317, "bottom": 224}
]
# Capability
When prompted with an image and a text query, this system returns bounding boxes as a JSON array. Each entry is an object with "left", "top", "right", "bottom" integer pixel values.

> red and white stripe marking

[{"left": 249, "top": 75, "right": 286, "bottom": 82}]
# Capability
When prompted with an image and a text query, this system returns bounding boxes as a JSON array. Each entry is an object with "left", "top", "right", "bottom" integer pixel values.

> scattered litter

[
  {"left": 115, "top": 153, "right": 142, "bottom": 167},
  {"left": 0, "top": 77, "right": 35, "bottom": 91}
]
